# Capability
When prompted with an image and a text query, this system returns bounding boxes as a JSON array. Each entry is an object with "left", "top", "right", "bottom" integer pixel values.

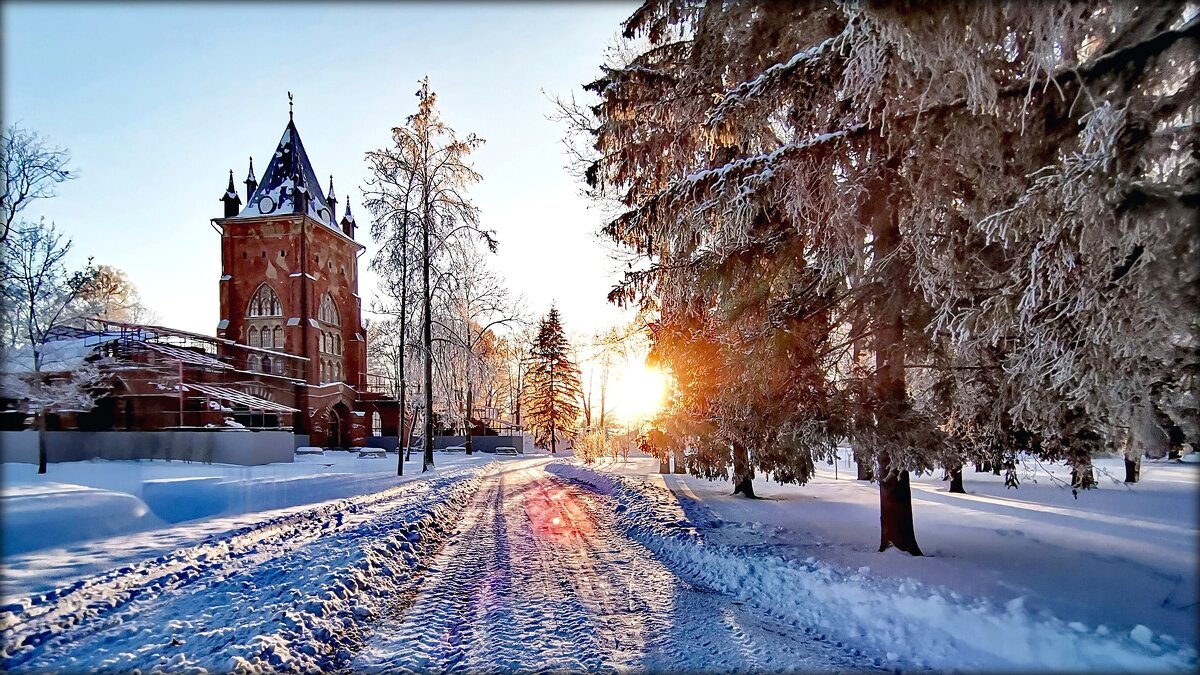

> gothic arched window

[
  {"left": 272, "top": 326, "right": 283, "bottom": 350},
  {"left": 248, "top": 326, "right": 260, "bottom": 348},
  {"left": 318, "top": 293, "right": 339, "bottom": 326},
  {"left": 261, "top": 356, "right": 272, "bottom": 374},
  {"left": 371, "top": 412, "right": 382, "bottom": 436},
  {"left": 248, "top": 355, "right": 260, "bottom": 372},
  {"left": 248, "top": 284, "right": 282, "bottom": 317}
]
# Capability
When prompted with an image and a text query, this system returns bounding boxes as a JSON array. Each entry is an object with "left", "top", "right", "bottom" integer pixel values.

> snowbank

[
  {"left": 548, "top": 460, "right": 1198, "bottom": 672},
  {"left": 1, "top": 462, "right": 492, "bottom": 673},
  {"left": 1, "top": 452, "right": 490, "bottom": 599}
]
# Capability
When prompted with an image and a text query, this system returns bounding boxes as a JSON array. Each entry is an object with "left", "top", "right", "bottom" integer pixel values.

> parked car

[{"left": 495, "top": 446, "right": 518, "bottom": 455}]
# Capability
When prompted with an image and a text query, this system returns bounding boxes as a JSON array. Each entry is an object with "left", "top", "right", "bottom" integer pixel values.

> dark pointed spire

[
  {"left": 220, "top": 169, "right": 242, "bottom": 218},
  {"left": 288, "top": 91, "right": 294, "bottom": 121},
  {"left": 244, "top": 157, "right": 257, "bottom": 205},
  {"left": 340, "top": 200, "right": 357, "bottom": 239},
  {"left": 326, "top": 176, "right": 338, "bottom": 227},
  {"left": 232, "top": 111, "right": 332, "bottom": 223}
]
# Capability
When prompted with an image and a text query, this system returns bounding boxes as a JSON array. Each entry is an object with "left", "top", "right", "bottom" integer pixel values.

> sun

[{"left": 611, "top": 363, "right": 670, "bottom": 423}]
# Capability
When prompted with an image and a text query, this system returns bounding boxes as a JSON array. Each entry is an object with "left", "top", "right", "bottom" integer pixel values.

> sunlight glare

[{"left": 612, "top": 363, "right": 669, "bottom": 423}]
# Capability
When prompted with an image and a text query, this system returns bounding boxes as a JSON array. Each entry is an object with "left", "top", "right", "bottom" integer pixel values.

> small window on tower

[
  {"left": 280, "top": 250, "right": 285, "bottom": 257},
  {"left": 261, "top": 251, "right": 266, "bottom": 258},
  {"left": 242, "top": 251, "right": 247, "bottom": 259}
]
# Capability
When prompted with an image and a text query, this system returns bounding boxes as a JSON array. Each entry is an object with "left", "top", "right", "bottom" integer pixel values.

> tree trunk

[
  {"left": 397, "top": 382, "right": 406, "bottom": 476},
  {"left": 659, "top": 456, "right": 671, "bottom": 473},
  {"left": 855, "top": 448, "right": 873, "bottom": 480},
  {"left": 1071, "top": 464, "right": 1096, "bottom": 488},
  {"left": 550, "top": 416, "right": 556, "bottom": 454},
  {"left": 1124, "top": 455, "right": 1141, "bottom": 483},
  {"left": 672, "top": 446, "right": 686, "bottom": 474},
  {"left": 731, "top": 440, "right": 756, "bottom": 498},
  {"left": 878, "top": 452, "right": 922, "bottom": 554},
  {"left": 422, "top": 176, "right": 435, "bottom": 473},
  {"left": 464, "top": 383, "right": 474, "bottom": 455},
  {"left": 870, "top": 168, "right": 921, "bottom": 556},
  {"left": 948, "top": 464, "right": 965, "bottom": 493},
  {"left": 37, "top": 406, "right": 48, "bottom": 475}
]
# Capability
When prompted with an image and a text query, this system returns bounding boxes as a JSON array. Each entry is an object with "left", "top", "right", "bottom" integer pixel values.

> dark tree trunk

[
  {"left": 659, "top": 456, "right": 671, "bottom": 473},
  {"left": 1168, "top": 446, "right": 1182, "bottom": 461},
  {"left": 731, "top": 440, "right": 756, "bottom": 498},
  {"left": 422, "top": 188, "right": 434, "bottom": 473},
  {"left": 869, "top": 168, "right": 921, "bottom": 556},
  {"left": 1124, "top": 455, "right": 1141, "bottom": 483},
  {"left": 855, "top": 448, "right": 874, "bottom": 481},
  {"left": 878, "top": 452, "right": 922, "bottom": 555},
  {"left": 550, "top": 416, "right": 556, "bottom": 454},
  {"left": 672, "top": 446, "right": 686, "bottom": 474},
  {"left": 1071, "top": 464, "right": 1096, "bottom": 488},
  {"left": 974, "top": 461, "right": 984, "bottom": 472},
  {"left": 464, "top": 384, "right": 474, "bottom": 455},
  {"left": 948, "top": 465, "right": 965, "bottom": 493},
  {"left": 37, "top": 407, "right": 48, "bottom": 475}
]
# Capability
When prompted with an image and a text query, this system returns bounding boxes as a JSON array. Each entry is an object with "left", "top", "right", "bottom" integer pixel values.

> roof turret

[
  {"left": 220, "top": 170, "right": 242, "bottom": 218},
  {"left": 340, "top": 200, "right": 357, "bottom": 239}
]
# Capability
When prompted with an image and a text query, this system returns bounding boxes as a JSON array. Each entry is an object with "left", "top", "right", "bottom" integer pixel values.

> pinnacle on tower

[
  {"left": 244, "top": 157, "right": 258, "bottom": 203},
  {"left": 326, "top": 176, "right": 338, "bottom": 228},
  {"left": 220, "top": 169, "right": 242, "bottom": 218},
  {"left": 340, "top": 200, "right": 357, "bottom": 239}
]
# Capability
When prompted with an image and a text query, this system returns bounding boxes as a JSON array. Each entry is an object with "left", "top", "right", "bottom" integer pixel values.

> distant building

[{"left": 1, "top": 112, "right": 403, "bottom": 452}]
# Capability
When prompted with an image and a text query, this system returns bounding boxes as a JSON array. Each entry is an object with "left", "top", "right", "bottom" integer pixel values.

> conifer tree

[
  {"left": 522, "top": 307, "right": 583, "bottom": 453},
  {"left": 574, "top": 1, "right": 1198, "bottom": 554}
]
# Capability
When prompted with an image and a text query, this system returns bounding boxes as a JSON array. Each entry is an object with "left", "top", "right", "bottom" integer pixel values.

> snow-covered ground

[
  {"left": 555, "top": 453, "right": 1198, "bottom": 671},
  {"left": 2, "top": 449, "right": 1195, "bottom": 672},
  {"left": 1, "top": 450, "right": 495, "bottom": 599}
]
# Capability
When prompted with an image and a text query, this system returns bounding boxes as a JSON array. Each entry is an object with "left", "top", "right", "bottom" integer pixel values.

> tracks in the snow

[{"left": 354, "top": 461, "right": 878, "bottom": 673}]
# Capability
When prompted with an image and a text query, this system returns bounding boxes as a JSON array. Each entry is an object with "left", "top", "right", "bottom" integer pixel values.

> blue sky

[{"left": 3, "top": 2, "right": 637, "bottom": 338}]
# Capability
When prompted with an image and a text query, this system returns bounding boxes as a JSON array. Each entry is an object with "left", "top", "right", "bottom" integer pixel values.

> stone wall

[{"left": 0, "top": 430, "right": 294, "bottom": 466}]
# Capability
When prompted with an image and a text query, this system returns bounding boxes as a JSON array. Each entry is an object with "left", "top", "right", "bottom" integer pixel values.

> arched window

[
  {"left": 272, "top": 326, "right": 283, "bottom": 350},
  {"left": 274, "top": 358, "right": 283, "bottom": 375},
  {"left": 248, "top": 284, "right": 282, "bottom": 317},
  {"left": 248, "top": 326, "right": 259, "bottom": 348},
  {"left": 248, "top": 355, "right": 260, "bottom": 372},
  {"left": 371, "top": 412, "right": 382, "bottom": 436},
  {"left": 318, "top": 293, "right": 339, "bottom": 326},
  {"left": 261, "top": 356, "right": 272, "bottom": 374},
  {"left": 335, "top": 334, "right": 342, "bottom": 355}
]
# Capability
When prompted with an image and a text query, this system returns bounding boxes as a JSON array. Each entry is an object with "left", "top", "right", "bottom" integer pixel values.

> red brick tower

[{"left": 213, "top": 112, "right": 367, "bottom": 447}]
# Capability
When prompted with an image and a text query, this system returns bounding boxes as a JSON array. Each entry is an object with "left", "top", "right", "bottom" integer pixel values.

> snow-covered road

[
  {"left": 354, "top": 458, "right": 871, "bottom": 672},
  {"left": 3, "top": 458, "right": 875, "bottom": 673}
]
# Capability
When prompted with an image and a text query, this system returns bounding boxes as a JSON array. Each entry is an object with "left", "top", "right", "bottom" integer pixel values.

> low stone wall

[
  {"left": 0, "top": 430, "right": 294, "bottom": 466},
  {"left": 364, "top": 435, "right": 399, "bottom": 452},
  {"left": 430, "top": 435, "right": 524, "bottom": 453}
]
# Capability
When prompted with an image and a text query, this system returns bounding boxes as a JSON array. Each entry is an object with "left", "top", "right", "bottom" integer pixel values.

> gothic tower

[{"left": 213, "top": 114, "right": 367, "bottom": 447}]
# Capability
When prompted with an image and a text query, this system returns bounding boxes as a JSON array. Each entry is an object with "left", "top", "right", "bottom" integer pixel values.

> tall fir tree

[
  {"left": 522, "top": 307, "right": 583, "bottom": 453},
  {"left": 574, "top": 1, "right": 1198, "bottom": 554}
]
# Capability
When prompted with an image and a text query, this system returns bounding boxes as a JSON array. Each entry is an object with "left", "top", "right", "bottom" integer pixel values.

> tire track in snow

[{"left": 354, "top": 460, "right": 879, "bottom": 673}]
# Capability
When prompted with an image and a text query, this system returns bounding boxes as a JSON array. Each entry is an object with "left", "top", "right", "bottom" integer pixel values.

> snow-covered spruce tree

[
  {"left": 582, "top": 1, "right": 1197, "bottom": 553},
  {"left": 522, "top": 307, "right": 583, "bottom": 454},
  {"left": 363, "top": 77, "right": 494, "bottom": 472}
]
